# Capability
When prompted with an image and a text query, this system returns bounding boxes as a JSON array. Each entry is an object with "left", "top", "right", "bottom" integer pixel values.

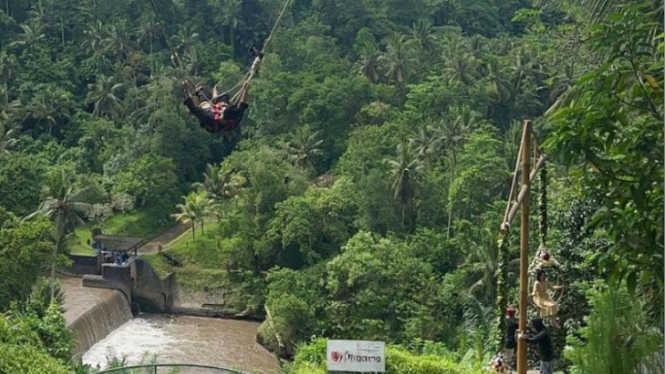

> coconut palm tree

[
  {"left": 171, "top": 192, "right": 211, "bottom": 239},
  {"left": 192, "top": 160, "right": 246, "bottom": 202},
  {"left": 441, "top": 51, "right": 479, "bottom": 86},
  {"left": 0, "top": 121, "right": 18, "bottom": 156},
  {"left": 434, "top": 105, "right": 478, "bottom": 237},
  {"left": 86, "top": 75, "right": 124, "bottom": 118},
  {"left": 172, "top": 24, "right": 199, "bottom": 55},
  {"left": 408, "top": 126, "right": 442, "bottom": 169},
  {"left": 286, "top": 125, "right": 324, "bottom": 172},
  {"left": 104, "top": 20, "right": 133, "bottom": 59},
  {"left": 216, "top": 0, "right": 243, "bottom": 52},
  {"left": 28, "top": 86, "right": 72, "bottom": 135},
  {"left": 82, "top": 21, "right": 108, "bottom": 56},
  {"left": 383, "top": 141, "right": 423, "bottom": 228},
  {"left": 406, "top": 19, "right": 439, "bottom": 52},
  {"left": 25, "top": 169, "right": 92, "bottom": 301},
  {"left": 10, "top": 22, "right": 46, "bottom": 53},
  {"left": 136, "top": 18, "right": 159, "bottom": 58},
  {"left": 380, "top": 33, "right": 417, "bottom": 85},
  {"left": 353, "top": 41, "right": 382, "bottom": 83}
]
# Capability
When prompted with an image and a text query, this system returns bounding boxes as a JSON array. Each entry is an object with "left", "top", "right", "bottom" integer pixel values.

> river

[
  {"left": 82, "top": 314, "right": 280, "bottom": 373},
  {"left": 61, "top": 275, "right": 280, "bottom": 373}
]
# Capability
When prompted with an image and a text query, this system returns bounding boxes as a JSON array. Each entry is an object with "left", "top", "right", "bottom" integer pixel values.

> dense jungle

[{"left": 0, "top": 0, "right": 663, "bottom": 373}]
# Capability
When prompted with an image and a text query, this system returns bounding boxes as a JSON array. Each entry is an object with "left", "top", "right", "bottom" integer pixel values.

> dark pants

[
  {"left": 184, "top": 98, "right": 217, "bottom": 132},
  {"left": 221, "top": 102, "right": 249, "bottom": 131},
  {"left": 183, "top": 99, "right": 248, "bottom": 133}
]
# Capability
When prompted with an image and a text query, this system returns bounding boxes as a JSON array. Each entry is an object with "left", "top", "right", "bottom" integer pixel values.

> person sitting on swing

[
  {"left": 532, "top": 269, "right": 563, "bottom": 329},
  {"left": 182, "top": 80, "right": 250, "bottom": 134},
  {"left": 180, "top": 47, "right": 262, "bottom": 134}
]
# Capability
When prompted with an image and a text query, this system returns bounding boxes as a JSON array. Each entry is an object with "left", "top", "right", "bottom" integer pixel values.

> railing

[{"left": 95, "top": 363, "right": 248, "bottom": 374}]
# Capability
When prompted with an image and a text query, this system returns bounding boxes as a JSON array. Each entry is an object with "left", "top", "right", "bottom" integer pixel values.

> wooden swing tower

[{"left": 499, "top": 120, "right": 547, "bottom": 374}]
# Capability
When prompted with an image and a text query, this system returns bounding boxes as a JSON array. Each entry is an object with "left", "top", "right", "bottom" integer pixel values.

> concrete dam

[{"left": 61, "top": 254, "right": 279, "bottom": 373}]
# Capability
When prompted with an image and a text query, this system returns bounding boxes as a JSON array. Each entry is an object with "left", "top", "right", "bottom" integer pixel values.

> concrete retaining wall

[
  {"left": 69, "top": 255, "right": 101, "bottom": 275},
  {"left": 132, "top": 258, "right": 175, "bottom": 312}
]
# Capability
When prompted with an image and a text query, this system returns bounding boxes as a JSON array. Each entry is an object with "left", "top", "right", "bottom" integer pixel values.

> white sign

[{"left": 326, "top": 340, "right": 385, "bottom": 372}]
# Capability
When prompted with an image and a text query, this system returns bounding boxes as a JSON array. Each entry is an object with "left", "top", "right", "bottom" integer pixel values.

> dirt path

[{"left": 137, "top": 222, "right": 190, "bottom": 254}]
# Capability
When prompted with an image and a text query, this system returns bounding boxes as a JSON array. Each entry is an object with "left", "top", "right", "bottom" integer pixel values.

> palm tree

[
  {"left": 380, "top": 33, "right": 416, "bottom": 85},
  {"left": 353, "top": 41, "right": 382, "bottom": 83},
  {"left": 407, "top": 19, "right": 439, "bottom": 52},
  {"left": 183, "top": 46, "right": 203, "bottom": 77},
  {"left": 28, "top": 87, "right": 72, "bottom": 135},
  {"left": 10, "top": 22, "right": 46, "bottom": 53},
  {"left": 0, "top": 121, "right": 18, "bottom": 156},
  {"left": 462, "top": 228, "right": 505, "bottom": 304},
  {"left": 461, "top": 295, "right": 495, "bottom": 366},
  {"left": 383, "top": 141, "right": 423, "bottom": 228},
  {"left": 104, "top": 20, "right": 133, "bottom": 59},
  {"left": 172, "top": 24, "right": 199, "bottom": 55},
  {"left": 434, "top": 105, "right": 478, "bottom": 237},
  {"left": 171, "top": 192, "right": 210, "bottom": 239},
  {"left": 82, "top": 21, "right": 108, "bottom": 56},
  {"left": 508, "top": 49, "right": 543, "bottom": 98},
  {"left": 193, "top": 161, "right": 246, "bottom": 202},
  {"left": 408, "top": 126, "right": 442, "bottom": 169},
  {"left": 0, "top": 52, "right": 15, "bottom": 98},
  {"left": 216, "top": 0, "right": 243, "bottom": 52},
  {"left": 25, "top": 169, "right": 92, "bottom": 301},
  {"left": 483, "top": 60, "right": 511, "bottom": 103},
  {"left": 85, "top": 76, "right": 124, "bottom": 118},
  {"left": 286, "top": 125, "right": 324, "bottom": 172},
  {"left": 137, "top": 18, "right": 159, "bottom": 57},
  {"left": 441, "top": 51, "right": 479, "bottom": 86}
]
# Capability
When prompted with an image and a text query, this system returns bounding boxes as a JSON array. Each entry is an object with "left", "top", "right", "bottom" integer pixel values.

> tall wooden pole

[{"left": 517, "top": 120, "right": 531, "bottom": 374}]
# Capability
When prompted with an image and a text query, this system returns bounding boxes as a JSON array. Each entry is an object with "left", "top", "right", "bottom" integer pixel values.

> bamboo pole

[
  {"left": 517, "top": 120, "right": 531, "bottom": 374},
  {"left": 500, "top": 154, "right": 547, "bottom": 233}
]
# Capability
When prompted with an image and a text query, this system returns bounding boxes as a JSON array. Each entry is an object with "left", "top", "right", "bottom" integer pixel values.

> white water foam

[{"left": 82, "top": 316, "right": 178, "bottom": 369}]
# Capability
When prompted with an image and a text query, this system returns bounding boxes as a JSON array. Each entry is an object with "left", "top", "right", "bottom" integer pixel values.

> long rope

[
  {"left": 148, "top": 0, "right": 182, "bottom": 71},
  {"left": 148, "top": 0, "right": 215, "bottom": 104},
  {"left": 230, "top": 0, "right": 292, "bottom": 103},
  {"left": 148, "top": 0, "right": 291, "bottom": 105}
]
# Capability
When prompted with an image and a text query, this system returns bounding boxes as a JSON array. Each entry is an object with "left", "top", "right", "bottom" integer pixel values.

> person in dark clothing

[
  {"left": 518, "top": 318, "right": 554, "bottom": 374},
  {"left": 504, "top": 306, "right": 519, "bottom": 366},
  {"left": 182, "top": 79, "right": 250, "bottom": 134}
]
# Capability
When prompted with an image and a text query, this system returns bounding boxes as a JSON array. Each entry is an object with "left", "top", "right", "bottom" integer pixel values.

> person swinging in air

[
  {"left": 182, "top": 80, "right": 250, "bottom": 134},
  {"left": 181, "top": 48, "right": 262, "bottom": 134}
]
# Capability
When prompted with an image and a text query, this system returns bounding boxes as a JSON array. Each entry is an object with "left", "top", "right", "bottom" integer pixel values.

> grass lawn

[
  {"left": 142, "top": 217, "right": 258, "bottom": 313},
  {"left": 67, "top": 205, "right": 174, "bottom": 256},
  {"left": 167, "top": 220, "right": 231, "bottom": 265}
]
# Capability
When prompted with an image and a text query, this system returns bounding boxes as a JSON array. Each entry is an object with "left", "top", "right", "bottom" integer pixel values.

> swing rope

[
  {"left": 147, "top": 0, "right": 217, "bottom": 106},
  {"left": 230, "top": 0, "right": 292, "bottom": 104},
  {"left": 148, "top": 0, "right": 291, "bottom": 106}
]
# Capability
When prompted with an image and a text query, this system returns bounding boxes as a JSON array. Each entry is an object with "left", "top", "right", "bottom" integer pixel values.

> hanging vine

[
  {"left": 538, "top": 161, "right": 548, "bottom": 247},
  {"left": 492, "top": 231, "right": 511, "bottom": 351}
]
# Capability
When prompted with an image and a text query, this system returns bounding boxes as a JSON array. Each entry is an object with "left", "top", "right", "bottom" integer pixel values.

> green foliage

[
  {"left": 267, "top": 177, "right": 359, "bottom": 266},
  {"left": 0, "top": 218, "right": 55, "bottom": 311},
  {"left": 0, "top": 343, "right": 70, "bottom": 374},
  {"left": 289, "top": 337, "right": 486, "bottom": 374},
  {"left": 0, "top": 299, "right": 72, "bottom": 374},
  {"left": 0, "top": 154, "right": 43, "bottom": 216},
  {"left": 543, "top": 0, "right": 663, "bottom": 303},
  {"left": 565, "top": 284, "right": 664, "bottom": 374},
  {"left": 0, "top": 0, "right": 661, "bottom": 370},
  {"left": 112, "top": 154, "right": 180, "bottom": 207}
]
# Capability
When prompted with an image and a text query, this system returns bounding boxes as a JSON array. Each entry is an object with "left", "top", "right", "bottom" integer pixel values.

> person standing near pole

[
  {"left": 504, "top": 306, "right": 519, "bottom": 367},
  {"left": 518, "top": 318, "right": 554, "bottom": 374}
]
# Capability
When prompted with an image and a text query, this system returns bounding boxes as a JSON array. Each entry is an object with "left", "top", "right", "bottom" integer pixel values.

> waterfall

[{"left": 68, "top": 290, "right": 132, "bottom": 360}]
